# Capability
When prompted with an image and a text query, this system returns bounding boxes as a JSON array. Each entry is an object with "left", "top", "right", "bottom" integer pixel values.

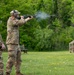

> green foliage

[
  {"left": 0, "top": 0, "right": 74, "bottom": 51},
  {"left": 33, "top": 26, "right": 53, "bottom": 51}
]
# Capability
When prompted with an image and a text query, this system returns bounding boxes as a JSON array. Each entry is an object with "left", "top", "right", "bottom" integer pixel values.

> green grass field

[{"left": 3, "top": 51, "right": 74, "bottom": 75}]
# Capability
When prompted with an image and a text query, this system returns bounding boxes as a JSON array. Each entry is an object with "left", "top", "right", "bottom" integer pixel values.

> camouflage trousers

[
  {"left": 0, "top": 51, "right": 4, "bottom": 75},
  {"left": 6, "top": 44, "right": 22, "bottom": 73}
]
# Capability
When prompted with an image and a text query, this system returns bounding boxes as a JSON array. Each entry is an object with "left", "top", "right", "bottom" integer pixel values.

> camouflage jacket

[
  {"left": 0, "top": 35, "right": 2, "bottom": 50},
  {"left": 6, "top": 17, "right": 26, "bottom": 45},
  {"left": 0, "top": 41, "right": 2, "bottom": 49}
]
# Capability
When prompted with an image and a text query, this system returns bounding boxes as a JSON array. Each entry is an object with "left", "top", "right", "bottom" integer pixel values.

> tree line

[{"left": 0, "top": 0, "right": 74, "bottom": 51}]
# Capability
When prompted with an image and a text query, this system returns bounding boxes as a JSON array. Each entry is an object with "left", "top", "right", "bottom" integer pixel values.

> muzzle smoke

[{"left": 35, "top": 11, "right": 50, "bottom": 21}]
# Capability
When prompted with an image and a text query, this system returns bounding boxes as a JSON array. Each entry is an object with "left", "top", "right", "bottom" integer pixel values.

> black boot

[{"left": 16, "top": 72, "right": 23, "bottom": 75}]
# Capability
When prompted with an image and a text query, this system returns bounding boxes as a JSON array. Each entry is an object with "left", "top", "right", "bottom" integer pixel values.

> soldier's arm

[
  {"left": 0, "top": 42, "right": 6, "bottom": 50},
  {"left": 13, "top": 17, "right": 32, "bottom": 26}
]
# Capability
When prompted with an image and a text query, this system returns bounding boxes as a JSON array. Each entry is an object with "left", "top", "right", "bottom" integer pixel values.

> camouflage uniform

[
  {"left": 0, "top": 35, "right": 4, "bottom": 75},
  {"left": 6, "top": 16, "right": 26, "bottom": 74}
]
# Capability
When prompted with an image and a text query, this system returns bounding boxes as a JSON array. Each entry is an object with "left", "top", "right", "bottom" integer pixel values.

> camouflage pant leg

[
  {"left": 0, "top": 51, "right": 4, "bottom": 75},
  {"left": 6, "top": 45, "right": 17, "bottom": 73},
  {"left": 6, "top": 45, "right": 22, "bottom": 73},
  {"left": 15, "top": 50, "right": 22, "bottom": 73}
]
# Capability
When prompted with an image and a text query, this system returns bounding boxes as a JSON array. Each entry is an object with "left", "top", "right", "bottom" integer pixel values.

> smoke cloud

[{"left": 35, "top": 11, "right": 50, "bottom": 21}]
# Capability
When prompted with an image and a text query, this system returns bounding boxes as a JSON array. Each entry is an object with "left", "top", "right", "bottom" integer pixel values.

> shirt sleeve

[{"left": 12, "top": 18, "right": 27, "bottom": 26}]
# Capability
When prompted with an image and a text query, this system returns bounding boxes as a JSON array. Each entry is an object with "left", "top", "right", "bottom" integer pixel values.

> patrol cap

[{"left": 10, "top": 10, "right": 20, "bottom": 15}]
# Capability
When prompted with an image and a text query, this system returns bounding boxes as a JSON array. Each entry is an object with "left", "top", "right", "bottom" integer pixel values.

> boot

[
  {"left": 6, "top": 72, "right": 10, "bottom": 75},
  {"left": 16, "top": 72, "right": 23, "bottom": 75}
]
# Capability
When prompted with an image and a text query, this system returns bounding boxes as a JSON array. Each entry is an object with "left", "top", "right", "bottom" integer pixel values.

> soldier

[
  {"left": 0, "top": 41, "right": 4, "bottom": 75},
  {"left": 0, "top": 34, "right": 6, "bottom": 75},
  {"left": 6, "top": 10, "right": 33, "bottom": 75}
]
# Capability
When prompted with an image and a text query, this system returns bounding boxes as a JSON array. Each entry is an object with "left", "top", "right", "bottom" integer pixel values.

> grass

[{"left": 2, "top": 51, "right": 74, "bottom": 75}]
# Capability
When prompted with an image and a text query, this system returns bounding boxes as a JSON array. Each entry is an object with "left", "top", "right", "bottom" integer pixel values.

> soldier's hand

[
  {"left": 28, "top": 16, "right": 34, "bottom": 20},
  {"left": 1, "top": 43, "right": 6, "bottom": 50}
]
